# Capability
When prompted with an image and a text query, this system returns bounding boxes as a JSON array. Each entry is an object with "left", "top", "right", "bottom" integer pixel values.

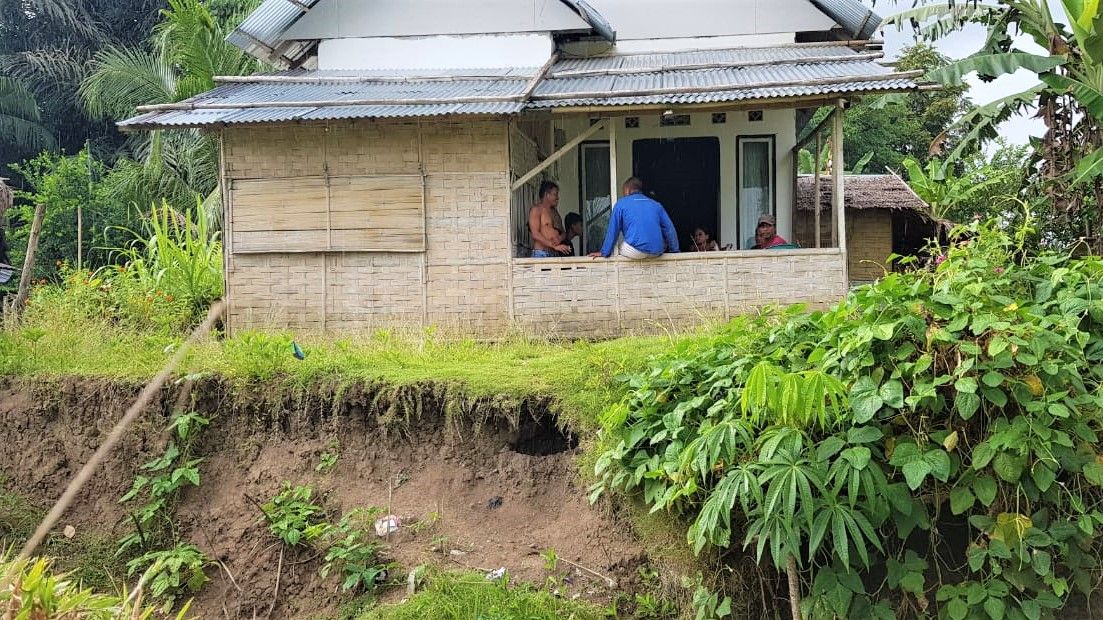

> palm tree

[
  {"left": 79, "top": 0, "right": 261, "bottom": 221},
  {"left": 0, "top": 76, "right": 56, "bottom": 155}
]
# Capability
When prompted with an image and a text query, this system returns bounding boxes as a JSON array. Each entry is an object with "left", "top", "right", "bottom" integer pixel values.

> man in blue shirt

[{"left": 589, "top": 177, "right": 680, "bottom": 259}]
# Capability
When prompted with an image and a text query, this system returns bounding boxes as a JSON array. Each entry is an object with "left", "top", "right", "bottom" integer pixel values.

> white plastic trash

[
  {"left": 486, "top": 567, "right": 507, "bottom": 581},
  {"left": 374, "top": 514, "right": 401, "bottom": 536}
]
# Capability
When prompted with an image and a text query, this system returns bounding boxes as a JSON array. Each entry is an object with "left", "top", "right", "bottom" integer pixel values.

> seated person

[
  {"left": 589, "top": 177, "right": 679, "bottom": 259},
  {"left": 687, "top": 227, "right": 720, "bottom": 252},
  {"left": 563, "top": 212, "right": 583, "bottom": 256},
  {"left": 751, "top": 215, "right": 788, "bottom": 249}
]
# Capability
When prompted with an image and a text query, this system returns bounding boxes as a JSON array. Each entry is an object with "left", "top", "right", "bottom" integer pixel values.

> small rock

[
  {"left": 449, "top": 549, "right": 466, "bottom": 557},
  {"left": 62, "top": 525, "right": 76, "bottom": 539},
  {"left": 486, "top": 496, "right": 503, "bottom": 510}
]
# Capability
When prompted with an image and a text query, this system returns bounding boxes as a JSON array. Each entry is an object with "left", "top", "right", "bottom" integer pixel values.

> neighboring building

[
  {"left": 120, "top": 0, "right": 927, "bottom": 336},
  {"left": 794, "top": 174, "right": 940, "bottom": 284}
]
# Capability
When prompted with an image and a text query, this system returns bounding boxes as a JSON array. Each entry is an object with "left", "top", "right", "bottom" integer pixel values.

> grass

[
  {"left": 0, "top": 309, "right": 711, "bottom": 431},
  {"left": 0, "top": 477, "right": 127, "bottom": 592},
  {"left": 361, "top": 570, "right": 607, "bottom": 620}
]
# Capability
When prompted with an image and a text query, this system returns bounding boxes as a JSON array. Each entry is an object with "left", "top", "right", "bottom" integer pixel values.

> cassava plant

[{"left": 594, "top": 215, "right": 1103, "bottom": 619}]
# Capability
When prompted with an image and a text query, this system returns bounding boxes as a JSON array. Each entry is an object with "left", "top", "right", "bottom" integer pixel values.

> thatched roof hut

[{"left": 795, "top": 174, "right": 941, "bottom": 282}]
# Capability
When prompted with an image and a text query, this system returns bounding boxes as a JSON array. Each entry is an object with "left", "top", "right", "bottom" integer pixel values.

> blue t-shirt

[{"left": 599, "top": 193, "right": 681, "bottom": 258}]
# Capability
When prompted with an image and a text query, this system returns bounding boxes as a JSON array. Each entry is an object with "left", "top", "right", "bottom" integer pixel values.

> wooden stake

[{"left": 13, "top": 203, "right": 46, "bottom": 316}]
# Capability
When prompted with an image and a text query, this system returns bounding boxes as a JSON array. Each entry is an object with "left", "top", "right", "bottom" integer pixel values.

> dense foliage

[
  {"left": 23, "top": 204, "right": 222, "bottom": 331},
  {"left": 842, "top": 44, "right": 972, "bottom": 173},
  {"left": 8, "top": 148, "right": 138, "bottom": 280},
  {"left": 594, "top": 221, "right": 1103, "bottom": 618},
  {"left": 887, "top": 0, "right": 1103, "bottom": 245}
]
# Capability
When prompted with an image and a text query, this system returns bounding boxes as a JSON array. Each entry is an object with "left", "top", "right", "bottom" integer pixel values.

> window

[
  {"left": 748, "top": 110, "right": 764, "bottom": 122},
  {"left": 737, "top": 136, "right": 775, "bottom": 249},
  {"left": 579, "top": 142, "right": 611, "bottom": 255},
  {"left": 625, "top": 116, "right": 640, "bottom": 129},
  {"left": 711, "top": 113, "right": 727, "bottom": 124}
]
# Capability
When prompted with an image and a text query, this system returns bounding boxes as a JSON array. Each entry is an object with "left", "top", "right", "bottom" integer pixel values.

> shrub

[
  {"left": 9, "top": 149, "right": 138, "bottom": 281},
  {"left": 0, "top": 554, "right": 181, "bottom": 619},
  {"left": 22, "top": 202, "right": 222, "bottom": 332},
  {"left": 594, "top": 220, "right": 1103, "bottom": 618}
]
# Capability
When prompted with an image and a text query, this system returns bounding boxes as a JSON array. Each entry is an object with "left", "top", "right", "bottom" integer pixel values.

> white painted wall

[
  {"left": 287, "top": 0, "right": 589, "bottom": 39},
  {"left": 285, "top": 0, "right": 840, "bottom": 44},
  {"left": 606, "top": 33, "right": 795, "bottom": 54},
  {"left": 553, "top": 109, "right": 797, "bottom": 251},
  {"left": 317, "top": 34, "right": 554, "bottom": 70}
]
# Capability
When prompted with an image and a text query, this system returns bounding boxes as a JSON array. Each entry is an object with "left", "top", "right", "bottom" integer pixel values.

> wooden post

[
  {"left": 813, "top": 131, "right": 822, "bottom": 249},
  {"left": 608, "top": 118, "right": 619, "bottom": 212},
  {"left": 13, "top": 203, "right": 46, "bottom": 316},
  {"left": 832, "top": 100, "right": 847, "bottom": 275}
]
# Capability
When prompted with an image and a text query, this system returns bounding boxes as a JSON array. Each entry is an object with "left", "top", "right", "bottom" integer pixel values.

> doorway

[{"left": 632, "top": 137, "right": 721, "bottom": 251}]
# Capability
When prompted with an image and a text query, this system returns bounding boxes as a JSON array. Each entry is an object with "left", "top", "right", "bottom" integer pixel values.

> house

[
  {"left": 794, "top": 174, "right": 940, "bottom": 283},
  {"left": 120, "top": 0, "right": 928, "bottom": 336}
]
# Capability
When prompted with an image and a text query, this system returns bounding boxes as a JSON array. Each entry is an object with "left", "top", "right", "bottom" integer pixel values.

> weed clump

[{"left": 595, "top": 220, "right": 1103, "bottom": 617}]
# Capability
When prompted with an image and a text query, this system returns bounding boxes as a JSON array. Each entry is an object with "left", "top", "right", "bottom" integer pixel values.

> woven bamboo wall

[
  {"left": 510, "top": 250, "right": 848, "bottom": 336},
  {"left": 222, "top": 119, "right": 511, "bottom": 332},
  {"left": 795, "top": 210, "right": 891, "bottom": 283}
]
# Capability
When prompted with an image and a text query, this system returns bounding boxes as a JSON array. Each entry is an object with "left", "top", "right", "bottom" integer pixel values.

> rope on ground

[{"left": 0, "top": 301, "right": 226, "bottom": 592}]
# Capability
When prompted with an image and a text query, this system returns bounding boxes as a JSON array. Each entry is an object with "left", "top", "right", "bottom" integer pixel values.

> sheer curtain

[{"left": 739, "top": 138, "right": 773, "bottom": 249}]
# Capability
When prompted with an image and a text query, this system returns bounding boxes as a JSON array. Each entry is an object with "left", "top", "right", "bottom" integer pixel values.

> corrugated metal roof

[
  {"left": 226, "top": 0, "right": 322, "bottom": 66},
  {"left": 530, "top": 44, "right": 909, "bottom": 107},
  {"left": 808, "top": 0, "right": 880, "bottom": 39},
  {"left": 119, "top": 43, "right": 922, "bottom": 129}
]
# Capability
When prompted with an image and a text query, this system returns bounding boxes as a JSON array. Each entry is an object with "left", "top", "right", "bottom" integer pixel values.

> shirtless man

[{"left": 528, "top": 181, "right": 570, "bottom": 257}]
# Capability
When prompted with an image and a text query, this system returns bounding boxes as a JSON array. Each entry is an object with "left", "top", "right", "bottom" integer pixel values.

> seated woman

[{"left": 687, "top": 227, "right": 720, "bottom": 252}]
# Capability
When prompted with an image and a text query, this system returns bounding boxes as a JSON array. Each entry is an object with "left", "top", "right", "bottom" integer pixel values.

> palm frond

[
  {"left": 22, "top": 0, "right": 107, "bottom": 39},
  {"left": 80, "top": 46, "right": 176, "bottom": 120},
  {"left": 0, "top": 77, "right": 56, "bottom": 153}
]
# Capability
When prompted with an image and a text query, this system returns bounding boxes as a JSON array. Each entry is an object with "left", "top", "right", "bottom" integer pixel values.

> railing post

[{"left": 832, "top": 99, "right": 848, "bottom": 282}]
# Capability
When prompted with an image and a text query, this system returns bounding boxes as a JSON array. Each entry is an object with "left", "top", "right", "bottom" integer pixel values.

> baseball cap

[{"left": 756, "top": 214, "right": 776, "bottom": 227}]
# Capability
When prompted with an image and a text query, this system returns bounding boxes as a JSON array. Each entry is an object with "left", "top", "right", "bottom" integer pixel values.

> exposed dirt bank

[{"left": 0, "top": 376, "right": 647, "bottom": 618}]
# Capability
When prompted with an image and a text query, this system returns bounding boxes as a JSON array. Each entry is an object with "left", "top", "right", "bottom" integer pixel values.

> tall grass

[{"left": 109, "top": 199, "right": 223, "bottom": 321}]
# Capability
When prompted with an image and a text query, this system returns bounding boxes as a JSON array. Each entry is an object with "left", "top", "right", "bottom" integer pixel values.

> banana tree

[
  {"left": 0, "top": 76, "right": 56, "bottom": 156},
  {"left": 882, "top": 0, "right": 1103, "bottom": 240}
]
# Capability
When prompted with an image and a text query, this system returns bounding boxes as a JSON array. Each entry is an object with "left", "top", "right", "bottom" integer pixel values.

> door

[
  {"left": 737, "top": 136, "right": 776, "bottom": 249},
  {"left": 631, "top": 137, "right": 721, "bottom": 250},
  {"left": 579, "top": 141, "right": 612, "bottom": 255}
]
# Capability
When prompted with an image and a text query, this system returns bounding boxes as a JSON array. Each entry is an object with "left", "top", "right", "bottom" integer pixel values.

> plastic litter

[
  {"left": 486, "top": 567, "right": 507, "bottom": 580},
  {"left": 374, "top": 514, "right": 401, "bottom": 536}
]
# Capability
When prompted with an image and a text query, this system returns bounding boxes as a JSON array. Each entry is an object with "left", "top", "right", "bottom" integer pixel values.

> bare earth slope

[{"left": 0, "top": 377, "right": 646, "bottom": 618}]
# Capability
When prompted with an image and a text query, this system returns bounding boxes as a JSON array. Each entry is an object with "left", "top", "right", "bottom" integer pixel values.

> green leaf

[
  {"left": 847, "top": 426, "right": 883, "bottom": 444},
  {"left": 902, "top": 460, "right": 932, "bottom": 491},
  {"left": 1031, "top": 464, "right": 1056, "bottom": 492},
  {"left": 925, "top": 53, "right": 1065, "bottom": 85},
  {"left": 955, "top": 391, "right": 981, "bottom": 420},
  {"left": 1083, "top": 461, "right": 1103, "bottom": 485},
  {"left": 1071, "top": 145, "right": 1103, "bottom": 186},
  {"left": 879, "top": 380, "right": 905, "bottom": 409},
  {"left": 982, "top": 371, "right": 1005, "bottom": 387},
  {"left": 1033, "top": 550, "right": 1052, "bottom": 577},
  {"left": 973, "top": 476, "right": 998, "bottom": 507},
  {"left": 983, "top": 595, "right": 1005, "bottom": 620},
  {"left": 948, "top": 597, "right": 968, "bottom": 620},
  {"left": 950, "top": 487, "right": 976, "bottom": 515},
  {"left": 955, "top": 376, "right": 978, "bottom": 394},
  {"left": 1021, "top": 599, "right": 1041, "bottom": 620},
  {"left": 926, "top": 449, "right": 952, "bottom": 482},
  {"left": 850, "top": 376, "right": 883, "bottom": 423},
  {"left": 873, "top": 322, "right": 897, "bottom": 340},
  {"left": 993, "top": 452, "right": 1026, "bottom": 483}
]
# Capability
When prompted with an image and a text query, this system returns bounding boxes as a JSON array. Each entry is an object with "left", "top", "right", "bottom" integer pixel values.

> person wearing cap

[
  {"left": 751, "top": 214, "right": 788, "bottom": 249},
  {"left": 589, "top": 177, "right": 679, "bottom": 259}
]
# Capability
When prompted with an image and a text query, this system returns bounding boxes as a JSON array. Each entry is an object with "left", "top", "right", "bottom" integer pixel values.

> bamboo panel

[
  {"left": 331, "top": 229, "right": 425, "bottom": 252},
  {"left": 233, "top": 230, "right": 329, "bottom": 252}
]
